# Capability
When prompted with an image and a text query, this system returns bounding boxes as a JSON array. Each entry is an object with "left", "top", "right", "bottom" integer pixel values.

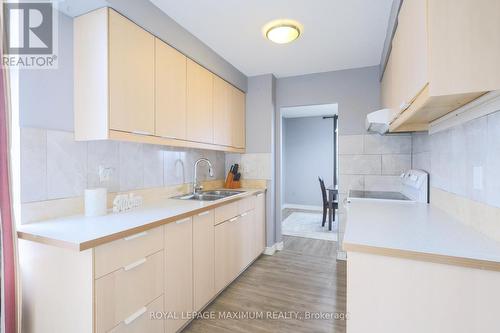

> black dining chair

[{"left": 319, "top": 177, "right": 338, "bottom": 230}]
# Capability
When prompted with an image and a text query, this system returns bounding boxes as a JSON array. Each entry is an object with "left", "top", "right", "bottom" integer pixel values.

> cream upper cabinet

[
  {"left": 383, "top": 0, "right": 500, "bottom": 132},
  {"left": 165, "top": 218, "right": 193, "bottom": 333},
  {"left": 213, "top": 76, "right": 232, "bottom": 146},
  {"left": 186, "top": 59, "right": 214, "bottom": 143},
  {"left": 75, "top": 8, "right": 245, "bottom": 152},
  {"left": 231, "top": 87, "right": 246, "bottom": 149},
  {"left": 155, "top": 38, "right": 187, "bottom": 140},
  {"left": 108, "top": 9, "right": 155, "bottom": 135},
  {"left": 193, "top": 210, "right": 216, "bottom": 311}
]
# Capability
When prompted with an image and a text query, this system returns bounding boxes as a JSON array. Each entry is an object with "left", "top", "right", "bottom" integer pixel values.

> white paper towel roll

[{"left": 85, "top": 188, "right": 107, "bottom": 217}]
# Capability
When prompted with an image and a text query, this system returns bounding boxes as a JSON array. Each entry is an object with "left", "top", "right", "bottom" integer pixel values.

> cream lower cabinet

[
  {"left": 254, "top": 192, "right": 266, "bottom": 258},
  {"left": 19, "top": 193, "right": 266, "bottom": 333},
  {"left": 214, "top": 193, "right": 264, "bottom": 294},
  {"left": 165, "top": 217, "right": 193, "bottom": 333},
  {"left": 193, "top": 210, "right": 216, "bottom": 311}
]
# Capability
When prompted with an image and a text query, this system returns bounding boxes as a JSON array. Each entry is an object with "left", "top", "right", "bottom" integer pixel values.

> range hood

[{"left": 365, "top": 108, "right": 396, "bottom": 134}]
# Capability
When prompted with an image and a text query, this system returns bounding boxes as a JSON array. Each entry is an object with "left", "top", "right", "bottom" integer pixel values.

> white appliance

[
  {"left": 336, "top": 170, "right": 429, "bottom": 261},
  {"left": 365, "top": 108, "right": 396, "bottom": 134},
  {"left": 347, "top": 169, "right": 429, "bottom": 203}
]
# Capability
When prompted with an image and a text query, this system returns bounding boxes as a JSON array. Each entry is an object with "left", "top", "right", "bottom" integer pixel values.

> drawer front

[
  {"left": 238, "top": 196, "right": 256, "bottom": 214},
  {"left": 94, "top": 226, "right": 163, "bottom": 278},
  {"left": 108, "top": 295, "right": 164, "bottom": 333},
  {"left": 214, "top": 201, "right": 238, "bottom": 225},
  {"left": 95, "top": 250, "right": 164, "bottom": 333}
]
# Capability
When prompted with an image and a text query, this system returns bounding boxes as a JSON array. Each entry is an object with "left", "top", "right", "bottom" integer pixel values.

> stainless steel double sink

[{"left": 173, "top": 190, "right": 244, "bottom": 201}]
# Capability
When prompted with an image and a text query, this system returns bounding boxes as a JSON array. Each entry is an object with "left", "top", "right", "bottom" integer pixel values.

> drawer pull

[
  {"left": 160, "top": 134, "right": 177, "bottom": 139},
  {"left": 176, "top": 217, "right": 191, "bottom": 224},
  {"left": 198, "top": 211, "right": 210, "bottom": 217},
  {"left": 256, "top": 193, "right": 264, "bottom": 197},
  {"left": 123, "top": 231, "right": 148, "bottom": 241},
  {"left": 229, "top": 217, "right": 239, "bottom": 222},
  {"left": 123, "top": 258, "right": 147, "bottom": 271},
  {"left": 131, "top": 130, "right": 152, "bottom": 136},
  {"left": 240, "top": 212, "right": 248, "bottom": 217},
  {"left": 124, "top": 306, "right": 147, "bottom": 325}
]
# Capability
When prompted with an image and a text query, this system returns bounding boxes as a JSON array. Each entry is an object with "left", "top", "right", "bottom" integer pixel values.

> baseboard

[
  {"left": 263, "top": 241, "right": 284, "bottom": 255},
  {"left": 282, "top": 203, "right": 322, "bottom": 212}
]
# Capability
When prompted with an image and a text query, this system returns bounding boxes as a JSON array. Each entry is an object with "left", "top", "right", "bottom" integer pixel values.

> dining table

[{"left": 326, "top": 185, "right": 338, "bottom": 231}]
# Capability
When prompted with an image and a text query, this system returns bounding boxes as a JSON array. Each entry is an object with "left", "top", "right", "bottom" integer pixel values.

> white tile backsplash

[
  {"left": 20, "top": 128, "right": 47, "bottom": 202},
  {"left": 338, "top": 134, "right": 412, "bottom": 194},
  {"left": 119, "top": 142, "right": 143, "bottom": 191},
  {"left": 381, "top": 154, "right": 411, "bottom": 175},
  {"left": 143, "top": 144, "right": 164, "bottom": 188},
  {"left": 87, "top": 140, "right": 120, "bottom": 192},
  {"left": 46, "top": 130, "right": 87, "bottom": 199},
  {"left": 20, "top": 127, "right": 228, "bottom": 203},
  {"left": 418, "top": 108, "right": 500, "bottom": 209},
  {"left": 364, "top": 134, "right": 412, "bottom": 154},
  {"left": 338, "top": 135, "right": 364, "bottom": 155},
  {"left": 486, "top": 111, "right": 500, "bottom": 207},
  {"left": 339, "top": 155, "right": 381, "bottom": 175}
]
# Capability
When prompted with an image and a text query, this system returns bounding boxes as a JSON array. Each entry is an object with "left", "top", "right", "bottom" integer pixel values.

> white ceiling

[
  {"left": 150, "top": 0, "right": 393, "bottom": 78},
  {"left": 281, "top": 104, "right": 338, "bottom": 118}
]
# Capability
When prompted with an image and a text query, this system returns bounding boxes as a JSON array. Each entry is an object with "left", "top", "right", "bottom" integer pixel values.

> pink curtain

[{"left": 0, "top": 55, "right": 17, "bottom": 332}]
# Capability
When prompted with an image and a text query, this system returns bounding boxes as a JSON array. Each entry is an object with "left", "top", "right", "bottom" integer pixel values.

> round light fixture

[{"left": 263, "top": 20, "right": 302, "bottom": 44}]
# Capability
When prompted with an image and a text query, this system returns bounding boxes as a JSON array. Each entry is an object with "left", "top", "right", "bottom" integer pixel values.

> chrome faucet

[{"left": 193, "top": 158, "right": 214, "bottom": 194}]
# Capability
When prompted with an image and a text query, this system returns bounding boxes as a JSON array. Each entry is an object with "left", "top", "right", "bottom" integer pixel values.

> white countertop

[
  {"left": 343, "top": 200, "right": 500, "bottom": 270},
  {"left": 17, "top": 188, "right": 265, "bottom": 251}
]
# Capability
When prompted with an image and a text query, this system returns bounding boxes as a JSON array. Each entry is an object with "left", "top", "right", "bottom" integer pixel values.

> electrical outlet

[
  {"left": 473, "top": 166, "right": 483, "bottom": 190},
  {"left": 99, "top": 165, "right": 114, "bottom": 183}
]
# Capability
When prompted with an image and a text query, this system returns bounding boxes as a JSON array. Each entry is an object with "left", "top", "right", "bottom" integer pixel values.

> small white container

[{"left": 85, "top": 188, "right": 107, "bottom": 217}]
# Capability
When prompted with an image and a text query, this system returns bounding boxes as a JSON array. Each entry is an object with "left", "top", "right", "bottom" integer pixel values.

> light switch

[{"left": 473, "top": 166, "right": 483, "bottom": 190}]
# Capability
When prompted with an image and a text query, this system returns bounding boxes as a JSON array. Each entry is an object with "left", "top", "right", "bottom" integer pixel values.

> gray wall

[
  {"left": 19, "top": 12, "right": 74, "bottom": 131},
  {"left": 246, "top": 75, "right": 275, "bottom": 153},
  {"left": 275, "top": 66, "right": 381, "bottom": 135},
  {"left": 283, "top": 117, "right": 334, "bottom": 206},
  {"left": 20, "top": 5, "right": 247, "bottom": 131},
  {"left": 245, "top": 75, "right": 276, "bottom": 247}
]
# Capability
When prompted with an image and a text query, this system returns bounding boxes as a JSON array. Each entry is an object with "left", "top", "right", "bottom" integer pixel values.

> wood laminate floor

[{"left": 183, "top": 235, "right": 347, "bottom": 333}]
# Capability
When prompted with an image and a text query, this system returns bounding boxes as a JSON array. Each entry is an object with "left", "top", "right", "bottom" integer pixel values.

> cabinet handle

[
  {"left": 131, "top": 130, "right": 153, "bottom": 136},
  {"left": 198, "top": 211, "right": 210, "bottom": 217},
  {"left": 160, "top": 134, "right": 177, "bottom": 139},
  {"left": 240, "top": 212, "right": 248, "bottom": 217},
  {"left": 176, "top": 217, "right": 191, "bottom": 224},
  {"left": 124, "top": 306, "right": 147, "bottom": 325},
  {"left": 124, "top": 231, "right": 148, "bottom": 241},
  {"left": 229, "top": 216, "right": 239, "bottom": 222},
  {"left": 256, "top": 193, "right": 264, "bottom": 197},
  {"left": 123, "top": 258, "right": 147, "bottom": 271}
]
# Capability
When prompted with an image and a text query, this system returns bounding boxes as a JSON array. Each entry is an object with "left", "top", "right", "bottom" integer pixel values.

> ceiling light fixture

[{"left": 263, "top": 19, "right": 302, "bottom": 44}]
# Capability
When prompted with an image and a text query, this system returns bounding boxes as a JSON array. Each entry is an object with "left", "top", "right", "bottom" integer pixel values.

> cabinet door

[
  {"left": 155, "top": 38, "right": 187, "bottom": 140},
  {"left": 215, "top": 220, "right": 232, "bottom": 293},
  {"left": 231, "top": 87, "right": 246, "bottom": 148},
  {"left": 193, "top": 210, "right": 215, "bottom": 311},
  {"left": 239, "top": 210, "right": 254, "bottom": 269},
  {"left": 186, "top": 59, "right": 214, "bottom": 143},
  {"left": 165, "top": 218, "right": 193, "bottom": 333},
  {"left": 397, "top": 0, "right": 428, "bottom": 104},
  {"left": 108, "top": 10, "right": 155, "bottom": 135},
  {"left": 213, "top": 76, "right": 232, "bottom": 146},
  {"left": 254, "top": 193, "right": 266, "bottom": 258}
]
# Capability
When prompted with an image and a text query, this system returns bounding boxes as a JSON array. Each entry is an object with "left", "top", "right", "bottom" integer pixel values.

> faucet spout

[{"left": 193, "top": 158, "right": 214, "bottom": 195}]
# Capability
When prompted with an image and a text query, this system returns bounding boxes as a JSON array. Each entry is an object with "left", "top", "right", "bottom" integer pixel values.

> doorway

[{"left": 279, "top": 104, "right": 338, "bottom": 241}]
